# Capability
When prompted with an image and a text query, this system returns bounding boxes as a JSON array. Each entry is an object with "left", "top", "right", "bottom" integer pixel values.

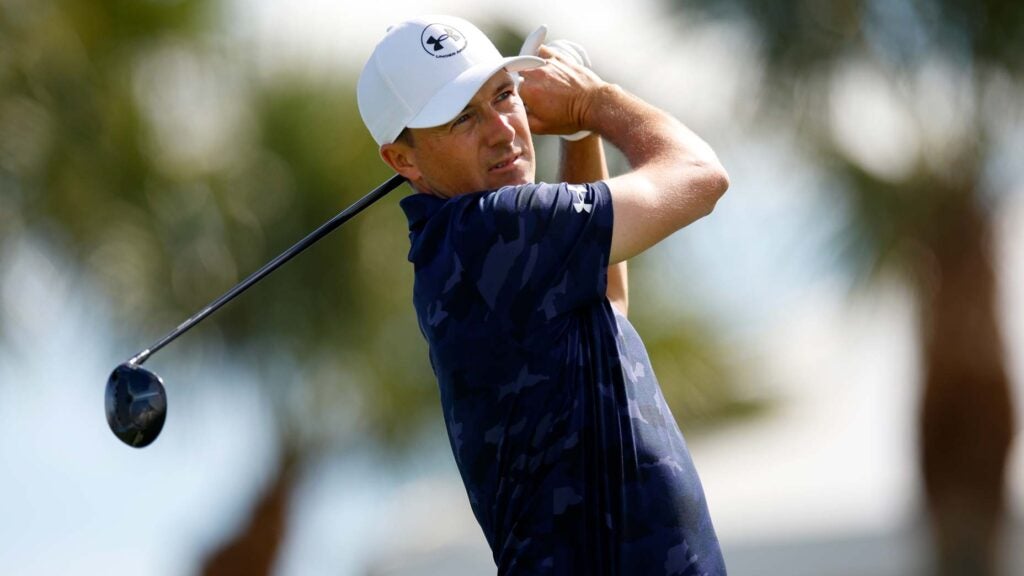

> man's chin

[
  {"left": 487, "top": 168, "right": 534, "bottom": 189},
  {"left": 491, "top": 177, "right": 532, "bottom": 189}
]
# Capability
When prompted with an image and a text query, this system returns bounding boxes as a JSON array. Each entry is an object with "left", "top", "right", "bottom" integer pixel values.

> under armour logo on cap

[{"left": 421, "top": 23, "right": 467, "bottom": 57}]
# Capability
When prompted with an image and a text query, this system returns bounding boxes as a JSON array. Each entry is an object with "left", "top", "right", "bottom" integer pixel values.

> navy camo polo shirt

[{"left": 400, "top": 181, "right": 726, "bottom": 575}]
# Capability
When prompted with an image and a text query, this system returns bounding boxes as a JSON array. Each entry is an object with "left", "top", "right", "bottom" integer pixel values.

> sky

[{"left": 1, "top": 0, "right": 1023, "bottom": 574}]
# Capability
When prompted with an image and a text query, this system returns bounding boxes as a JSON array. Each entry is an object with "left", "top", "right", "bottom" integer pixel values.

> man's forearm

[
  {"left": 582, "top": 84, "right": 722, "bottom": 184},
  {"left": 558, "top": 133, "right": 607, "bottom": 183},
  {"left": 581, "top": 84, "right": 728, "bottom": 263},
  {"left": 558, "top": 135, "right": 628, "bottom": 315}
]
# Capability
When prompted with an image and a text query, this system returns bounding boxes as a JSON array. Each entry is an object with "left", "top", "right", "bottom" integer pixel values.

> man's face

[{"left": 382, "top": 70, "right": 535, "bottom": 197}]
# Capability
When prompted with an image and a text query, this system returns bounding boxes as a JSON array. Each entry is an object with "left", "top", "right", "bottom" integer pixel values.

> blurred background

[{"left": 1, "top": 0, "right": 1022, "bottom": 574}]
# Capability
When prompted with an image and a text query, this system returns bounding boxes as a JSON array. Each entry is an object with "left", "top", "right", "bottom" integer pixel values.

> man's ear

[{"left": 380, "top": 142, "right": 422, "bottom": 182}]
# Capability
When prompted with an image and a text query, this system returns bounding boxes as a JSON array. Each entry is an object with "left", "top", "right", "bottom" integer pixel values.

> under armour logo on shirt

[{"left": 569, "top": 185, "right": 592, "bottom": 214}]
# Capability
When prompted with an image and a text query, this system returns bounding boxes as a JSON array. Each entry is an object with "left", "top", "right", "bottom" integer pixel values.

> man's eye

[
  {"left": 453, "top": 113, "right": 472, "bottom": 127},
  {"left": 497, "top": 90, "right": 514, "bottom": 102}
]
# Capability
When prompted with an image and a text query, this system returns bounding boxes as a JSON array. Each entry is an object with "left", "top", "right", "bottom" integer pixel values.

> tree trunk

[
  {"left": 919, "top": 193, "right": 1015, "bottom": 576},
  {"left": 199, "top": 445, "right": 301, "bottom": 576}
]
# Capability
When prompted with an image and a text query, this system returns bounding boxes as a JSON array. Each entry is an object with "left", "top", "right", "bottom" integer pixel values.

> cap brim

[{"left": 406, "top": 55, "right": 545, "bottom": 130}]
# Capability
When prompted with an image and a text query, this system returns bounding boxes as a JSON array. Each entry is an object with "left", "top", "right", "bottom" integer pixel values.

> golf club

[{"left": 105, "top": 173, "right": 407, "bottom": 448}]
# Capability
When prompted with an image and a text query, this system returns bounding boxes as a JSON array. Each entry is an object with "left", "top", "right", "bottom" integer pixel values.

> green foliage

[
  {"left": 1, "top": 0, "right": 209, "bottom": 314},
  {"left": 637, "top": 312, "right": 767, "bottom": 433},
  {"left": 930, "top": 0, "right": 1024, "bottom": 67},
  {"left": 673, "top": 0, "right": 864, "bottom": 74},
  {"left": 669, "top": 0, "right": 1022, "bottom": 286},
  {"left": 1, "top": 0, "right": 436, "bottom": 448},
  {"left": 671, "top": 0, "right": 1024, "bottom": 73}
]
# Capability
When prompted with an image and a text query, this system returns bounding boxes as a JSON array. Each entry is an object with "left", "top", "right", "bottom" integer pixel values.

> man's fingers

[
  {"left": 518, "top": 32, "right": 603, "bottom": 138},
  {"left": 548, "top": 39, "right": 592, "bottom": 68},
  {"left": 536, "top": 45, "right": 574, "bottom": 66}
]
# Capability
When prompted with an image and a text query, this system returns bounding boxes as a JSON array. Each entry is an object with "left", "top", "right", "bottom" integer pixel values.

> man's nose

[{"left": 482, "top": 107, "right": 515, "bottom": 146}]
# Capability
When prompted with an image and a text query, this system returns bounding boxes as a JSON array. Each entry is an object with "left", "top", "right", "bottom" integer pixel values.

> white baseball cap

[{"left": 357, "top": 15, "right": 545, "bottom": 146}]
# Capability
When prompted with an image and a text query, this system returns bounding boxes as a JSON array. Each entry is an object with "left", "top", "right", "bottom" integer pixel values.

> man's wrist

[{"left": 580, "top": 83, "right": 624, "bottom": 134}]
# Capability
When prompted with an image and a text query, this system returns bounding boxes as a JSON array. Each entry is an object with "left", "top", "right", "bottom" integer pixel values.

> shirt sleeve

[{"left": 450, "top": 181, "right": 613, "bottom": 333}]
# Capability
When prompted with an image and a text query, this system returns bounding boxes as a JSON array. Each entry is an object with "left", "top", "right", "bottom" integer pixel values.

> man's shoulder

[
  {"left": 403, "top": 180, "right": 610, "bottom": 266},
  {"left": 476, "top": 181, "right": 609, "bottom": 223},
  {"left": 400, "top": 181, "right": 603, "bottom": 218}
]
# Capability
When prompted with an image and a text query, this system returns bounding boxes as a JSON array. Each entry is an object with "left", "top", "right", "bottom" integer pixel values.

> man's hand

[
  {"left": 519, "top": 26, "right": 594, "bottom": 141},
  {"left": 517, "top": 47, "right": 606, "bottom": 138}
]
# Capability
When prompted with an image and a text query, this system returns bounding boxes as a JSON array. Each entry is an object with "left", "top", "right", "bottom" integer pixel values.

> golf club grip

[{"left": 129, "top": 173, "right": 408, "bottom": 366}]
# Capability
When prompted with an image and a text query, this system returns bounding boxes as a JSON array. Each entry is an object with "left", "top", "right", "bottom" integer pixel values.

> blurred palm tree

[
  {"left": 669, "top": 0, "right": 1021, "bottom": 573},
  {"left": 1, "top": 0, "right": 437, "bottom": 439},
  {"left": 1, "top": 0, "right": 427, "bottom": 570},
  {"left": 1, "top": 3, "right": 754, "bottom": 573}
]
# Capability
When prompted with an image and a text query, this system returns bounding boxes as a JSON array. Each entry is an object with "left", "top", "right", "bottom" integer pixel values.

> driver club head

[{"left": 105, "top": 363, "right": 167, "bottom": 448}]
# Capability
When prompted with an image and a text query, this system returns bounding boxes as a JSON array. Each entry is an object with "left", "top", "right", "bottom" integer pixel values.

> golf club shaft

[{"left": 128, "top": 173, "right": 407, "bottom": 366}]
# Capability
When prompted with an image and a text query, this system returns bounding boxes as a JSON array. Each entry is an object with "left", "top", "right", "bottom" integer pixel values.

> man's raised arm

[{"left": 519, "top": 54, "right": 729, "bottom": 264}]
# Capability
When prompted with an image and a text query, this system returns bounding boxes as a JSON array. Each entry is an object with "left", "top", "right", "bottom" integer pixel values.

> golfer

[{"left": 358, "top": 15, "right": 729, "bottom": 575}]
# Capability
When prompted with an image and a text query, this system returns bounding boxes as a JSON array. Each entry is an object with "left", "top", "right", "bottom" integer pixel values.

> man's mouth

[{"left": 489, "top": 153, "right": 521, "bottom": 173}]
